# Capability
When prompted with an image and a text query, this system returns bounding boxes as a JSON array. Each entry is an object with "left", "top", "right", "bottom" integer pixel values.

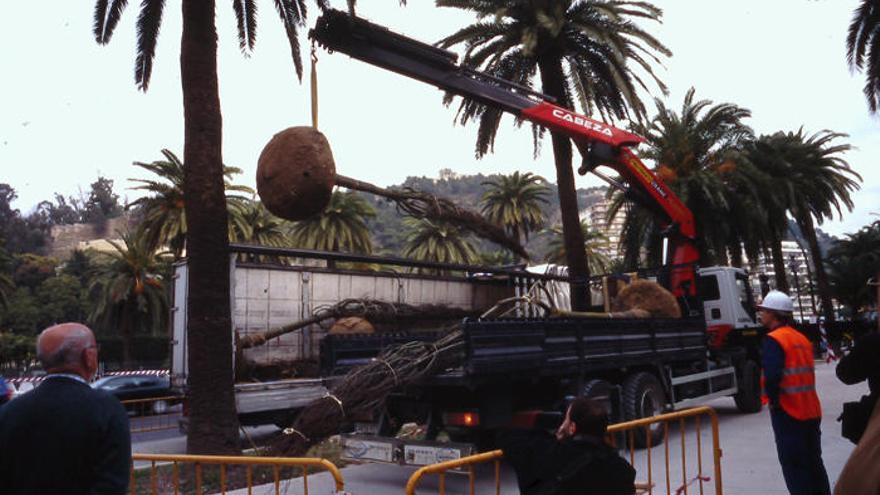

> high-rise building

[
  {"left": 746, "top": 240, "right": 817, "bottom": 321},
  {"left": 581, "top": 196, "right": 627, "bottom": 261}
]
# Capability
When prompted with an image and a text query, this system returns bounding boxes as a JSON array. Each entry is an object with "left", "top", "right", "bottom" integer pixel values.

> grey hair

[{"left": 36, "top": 326, "right": 92, "bottom": 370}]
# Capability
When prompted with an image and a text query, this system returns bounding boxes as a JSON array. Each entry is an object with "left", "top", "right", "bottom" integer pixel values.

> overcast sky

[{"left": 1, "top": 0, "right": 877, "bottom": 236}]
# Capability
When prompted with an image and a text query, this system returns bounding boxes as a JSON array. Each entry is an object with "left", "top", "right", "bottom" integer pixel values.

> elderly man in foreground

[{"left": 0, "top": 323, "right": 131, "bottom": 495}]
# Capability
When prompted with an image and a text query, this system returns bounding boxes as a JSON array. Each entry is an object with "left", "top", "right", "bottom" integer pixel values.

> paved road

[{"left": 137, "top": 362, "right": 867, "bottom": 494}]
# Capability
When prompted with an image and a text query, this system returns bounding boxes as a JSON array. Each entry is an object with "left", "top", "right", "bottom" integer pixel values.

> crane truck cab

[{"left": 698, "top": 266, "right": 761, "bottom": 350}]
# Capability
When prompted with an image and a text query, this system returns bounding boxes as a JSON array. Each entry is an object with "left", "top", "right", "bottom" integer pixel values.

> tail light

[{"left": 443, "top": 411, "right": 480, "bottom": 427}]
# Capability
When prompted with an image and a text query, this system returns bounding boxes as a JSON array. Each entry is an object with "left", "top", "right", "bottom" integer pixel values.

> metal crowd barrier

[
  {"left": 121, "top": 396, "right": 185, "bottom": 433},
  {"left": 405, "top": 406, "right": 723, "bottom": 495},
  {"left": 129, "top": 453, "right": 345, "bottom": 495}
]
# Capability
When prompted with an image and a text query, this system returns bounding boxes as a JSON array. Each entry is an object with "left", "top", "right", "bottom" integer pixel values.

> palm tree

[
  {"left": 402, "top": 218, "right": 478, "bottom": 273},
  {"left": 230, "top": 200, "right": 292, "bottom": 249},
  {"left": 611, "top": 88, "right": 755, "bottom": 268},
  {"left": 93, "top": 0, "right": 318, "bottom": 454},
  {"left": 128, "top": 149, "right": 255, "bottom": 258},
  {"left": 437, "top": 0, "right": 670, "bottom": 310},
  {"left": 847, "top": 1, "right": 880, "bottom": 112},
  {"left": 480, "top": 172, "right": 550, "bottom": 247},
  {"left": 543, "top": 221, "right": 609, "bottom": 275},
  {"left": 89, "top": 231, "right": 169, "bottom": 368},
  {"left": 289, "top": 190, "right": 375, "bottom": 253}
]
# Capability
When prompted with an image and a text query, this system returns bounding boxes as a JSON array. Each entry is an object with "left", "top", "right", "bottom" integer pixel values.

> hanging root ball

[
  {"left": 257, "top": 126, "right": 336, "bottom": 221},
  {"left": 612, "top": 280, "right": 682, "bottom": 318}
]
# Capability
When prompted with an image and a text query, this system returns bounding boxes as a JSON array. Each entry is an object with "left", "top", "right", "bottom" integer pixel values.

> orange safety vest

[{"left": 761, "top": 326, "right": 822, "bottom": 420}]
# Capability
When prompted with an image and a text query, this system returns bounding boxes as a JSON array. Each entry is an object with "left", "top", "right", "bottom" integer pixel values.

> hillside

[{"left": 359, "top": 170, "right": 606, "bottom": 261}]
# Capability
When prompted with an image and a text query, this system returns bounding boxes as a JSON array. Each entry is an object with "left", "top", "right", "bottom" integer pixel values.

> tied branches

[
  {"left": 272, "top": 295, "right": 551, "bottom": 456},
  {"left": 272, "top": 328, "right": 466, "bottom": 456},
  {"left": 238, "top": 298, "right": 477, "bottom": 349},
  {"left": 335, "top": 175, "right": 529, "bottom": 260}
]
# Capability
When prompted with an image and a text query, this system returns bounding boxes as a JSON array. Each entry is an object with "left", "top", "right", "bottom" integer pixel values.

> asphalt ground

[{"left": 135, "top": 361, "right": 867, "bottom": 494}]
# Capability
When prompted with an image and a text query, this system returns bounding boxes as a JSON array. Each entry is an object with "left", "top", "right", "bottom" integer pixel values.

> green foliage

[
  {"left": 543, "top": 221, "right": 610, "bottom": 274},
  {"left": 436, "top": 0, "right": 670, "bottom": 155},
  {"left": 612, "top": 88, "right": 755, "bottom": 267},
  {"left": 35, "top": 274, "right": 89, "bottom": 324},
  {"left": 3, "top": 288, "right": 42, "bottom": 335},
  {"left": 826, "top": 221, "right": 880, "bottom": 312},
  {"left": 12, "top": 254, "right": 59, "bottom": 290},
  {"left": 402, "top": 218, "right": 478, "bottom": 272},
  {"left": 0, "top": 332, "right": 36, "bottom": 369},
  {"left": 480, "top": 172, "right": 550, "bottom": 245},
  {"left": 289, "top": 190, "right": 376, "bottom": 254},
  {"left": 847, "top": 1, "right": 880, "bottom": 112},
  {"left": 0, "top": 184, "right": 49, "bottom": 254},
  {"left": 229, "top": 201, "right": 292, "bottom": 248},
  {"left": 89, "top": 232, "right": 169, "bottom": 365},
  {"left": 127, "top": 149, "right": 254, "bottom": 257}
]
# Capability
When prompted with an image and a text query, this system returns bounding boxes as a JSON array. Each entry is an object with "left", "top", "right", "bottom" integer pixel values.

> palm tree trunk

[
  {"left": 537, "top": 54, "right": 589, "bottom": 311},
  {"left": 769, "top": 228, "right": 790, "bottom": 293},
  {"left": 122, "top": 303, "right": 133, "bottom": 368},
  {"left": 797, "top": 215, "right": 835, "bottom": 322},
  {"left": 729, "top": 242, "right": 743, "bottom": 268},
  {"left": 181, "top": 0, "right": 241, "bottom": 455}
]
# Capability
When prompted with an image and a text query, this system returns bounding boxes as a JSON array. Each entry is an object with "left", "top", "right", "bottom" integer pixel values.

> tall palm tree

[
  {"left": 289, "top": 190, "right": 375, "bottom": 253},
  {"left": 480, "top": 172, "right": 550, "bottom": 247},
  {"left": 437, "top": 0, "right": 670, "bottom": 310},
  {"left": 88, "top": 231, "right": 169, "bottom": 368},
  {"left": 611, "top": 88, "right": 755, "bottom": 267},
  {"left": 543, "top": 221, "right": 609, "bottom": 275},
  {"left": 93, "top": 0, "right": 319, "bottom": 454},
  {"left": 128, "top": 149, "right": 254, "bottom": 257},
  {"left": 402, "top": 218, "right": 478, "bottom": 273},
  {"left": 847, "top": 0, "right": 880, "bottom": 112}
]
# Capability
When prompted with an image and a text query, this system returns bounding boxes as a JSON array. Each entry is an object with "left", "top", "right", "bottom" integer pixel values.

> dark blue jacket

[{"left": 0, "top": 375, "right": 131, "bottom": 495}]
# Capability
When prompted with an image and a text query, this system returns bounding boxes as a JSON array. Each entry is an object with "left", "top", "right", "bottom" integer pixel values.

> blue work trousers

[{"left": 770, "top": 408, "right": 831, "bottom": 495}]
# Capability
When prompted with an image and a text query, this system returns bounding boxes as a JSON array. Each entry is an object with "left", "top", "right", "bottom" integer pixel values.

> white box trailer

[{"left": 171, "top": 245, "right": 538, "bottom": 426}]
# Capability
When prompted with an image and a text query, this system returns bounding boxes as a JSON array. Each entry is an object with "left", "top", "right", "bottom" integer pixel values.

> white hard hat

[{"left": 758, "top": 290, "right": 794, "bottom": 313}]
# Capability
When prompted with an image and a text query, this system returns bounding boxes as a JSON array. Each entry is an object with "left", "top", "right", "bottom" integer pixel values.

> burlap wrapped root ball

[
  {"left": 257, "top": 126, "right": 336, "bottom": 221},
  {"left": 612, "top": 280, "right": 682, "bottom": 318}
]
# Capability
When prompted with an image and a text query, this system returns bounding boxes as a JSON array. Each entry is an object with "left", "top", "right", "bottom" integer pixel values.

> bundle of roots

[{"left": 611, "top": 280, "right": 682, "bottom": 318}]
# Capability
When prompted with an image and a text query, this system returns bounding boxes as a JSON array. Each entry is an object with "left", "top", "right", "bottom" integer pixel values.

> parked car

[{"left": 92, "top": 374, "right": 181, "bottom": 415}]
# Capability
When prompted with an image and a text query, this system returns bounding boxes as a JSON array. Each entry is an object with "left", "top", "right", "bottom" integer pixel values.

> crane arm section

[{"left": 310, "top": 10, "right": 698, "bottom": 296}]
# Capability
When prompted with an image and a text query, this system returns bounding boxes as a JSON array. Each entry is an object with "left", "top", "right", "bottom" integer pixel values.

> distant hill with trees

[{"left": 361, "top": 168, "right": 607, "bottom": 262}]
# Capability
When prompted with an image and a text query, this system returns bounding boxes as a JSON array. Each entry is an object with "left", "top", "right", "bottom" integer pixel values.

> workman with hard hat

[{"left": 759, "top": 290, "right": 831, "bottom": 495}]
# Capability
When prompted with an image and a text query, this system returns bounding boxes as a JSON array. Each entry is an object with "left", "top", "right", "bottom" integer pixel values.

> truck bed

[{"left": 321, "top": 316, "right": 708, "bottom": 384}]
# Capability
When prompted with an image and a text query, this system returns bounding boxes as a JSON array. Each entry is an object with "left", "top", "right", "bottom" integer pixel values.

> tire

[
  {"left": 151, "top": 399, "right": 169, "bottom": 415},
  {"left": 622, "top": 372, "right": 666, "bottom": 447},
  {"left": 734, "top": 359, "right": 763, "bottom": 413}
]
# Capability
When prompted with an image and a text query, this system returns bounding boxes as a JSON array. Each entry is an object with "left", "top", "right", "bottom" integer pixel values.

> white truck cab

[{"left": 698, "top": 266, "right": 760, "bottom": 348}]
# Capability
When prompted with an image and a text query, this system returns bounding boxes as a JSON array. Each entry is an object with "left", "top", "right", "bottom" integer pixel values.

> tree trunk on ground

[
  {"left": 769, "top": 229, "right": 790, "bottom": 293},
  {"left": 538, "top": 54, "right": 589, "bottom": 311},
  {"left": 181, "top": 0, "right": 241, "bottom": 455},
  {"left": 798, "top": 215, "right": 835, "bottom": 322}
]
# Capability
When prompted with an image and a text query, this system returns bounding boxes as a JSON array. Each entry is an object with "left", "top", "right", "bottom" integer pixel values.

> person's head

[
  {"left": 556, "top": 397, "right": 608, "bottom": 441},
  {"left": 36, "top": 323, "right": 99, "bottom": 381},
  {"left": 757, "top": 290, "right": 795, "bottom": 329}
]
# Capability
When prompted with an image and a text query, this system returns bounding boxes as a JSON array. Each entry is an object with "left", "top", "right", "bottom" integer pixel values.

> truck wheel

[
  {"left": 622, "top": 372, "right": 666, "bottom": 447},
  {"left": 734, "top": 359, "right": 762, "bottom": 413}
]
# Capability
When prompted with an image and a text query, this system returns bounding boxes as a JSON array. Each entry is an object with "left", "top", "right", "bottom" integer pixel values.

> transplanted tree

[
  {"left": 128, "top": 149, "right": 254, "bottom": 258},
  {"left": 402, "top": 218, "right": 478, "bottom": 274},
  {"left": 543, "top": 221, "right": 609, "bottom": 275},
  {"left": 89, "top": 231, "right": 169, "bottom": 368},
  {"left": 437, "top": 0, "right": 670, "bottom": 309},
  {"left": 480, "top": 172, "right": 550, "bottom": 249},
  {"left": 611, "top": 88, "right": 755, "bottom": 268},
  {"left": 94, "top": 0, "right": 325, "bottom": 453},
  {"left": 289, "top": 190, "right": 375, "bottom": 254}
]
